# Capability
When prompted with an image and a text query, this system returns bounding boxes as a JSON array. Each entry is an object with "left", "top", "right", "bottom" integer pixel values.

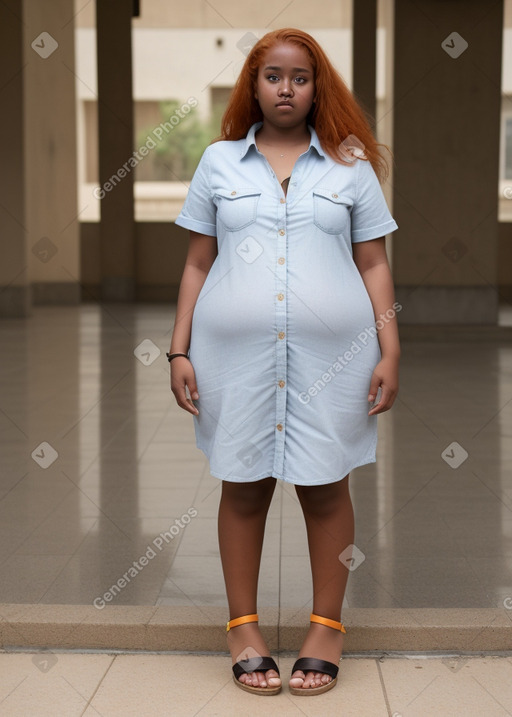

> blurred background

[
  {"left": 0, "top": 0, "right": 511, "bottom": 622},
  {"left": 2, "top": 0, "right": 511, "bottom": 315}
]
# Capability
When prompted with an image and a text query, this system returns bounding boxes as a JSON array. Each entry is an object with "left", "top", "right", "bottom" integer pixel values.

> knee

[
  {"left": 295, "top": 476, "right": 350, "bottom": 517},
  {"left": 221, "top": 477, "right": 276, "bottom": 518}
]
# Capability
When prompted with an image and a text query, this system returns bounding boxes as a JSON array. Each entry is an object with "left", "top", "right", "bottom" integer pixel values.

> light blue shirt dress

[{"left": 175, "top": 121, "right": 398, "bottom": 486}]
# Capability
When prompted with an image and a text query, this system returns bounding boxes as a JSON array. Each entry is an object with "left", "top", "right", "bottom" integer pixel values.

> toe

[
  {"left": 289, "top": 670, "right": 305, "bottom": 688},
  {"left": 300, "top": 671, "right": 331, "bottom": 689},
  {"left": 266, "top": 669, "right": 281, "bottom": 687},
  {"left": 240, "top": 670, "right": 281, "bottom": 690},
  {"left": 302, "top": 671, "right": 315, "bottom": 689}
]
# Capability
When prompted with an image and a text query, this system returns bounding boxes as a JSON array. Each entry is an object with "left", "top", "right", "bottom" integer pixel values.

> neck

[{"left": 255, "top": 121, "right": 310, "bottom": 147}]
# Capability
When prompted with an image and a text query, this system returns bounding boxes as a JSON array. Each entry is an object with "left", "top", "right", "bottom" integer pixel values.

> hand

[
  {"left": 367, "top": 356, "right": 399, "bottom": 415},
  {"left": 170, "top": 357, "right": 200, "bottom": 415}
]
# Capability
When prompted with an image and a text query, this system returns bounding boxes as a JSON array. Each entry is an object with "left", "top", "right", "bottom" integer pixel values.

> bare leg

[
  {"left": 218, "top": 476, "right": 281, "bottom": 689},
  {"left": 290, "top": 474, "right": 354, "bottom": 690}
]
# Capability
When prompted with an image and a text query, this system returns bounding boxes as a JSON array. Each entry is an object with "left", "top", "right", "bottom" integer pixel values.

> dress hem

[{"left": 195, "top": 441, "right": 376, "bottom": 485}]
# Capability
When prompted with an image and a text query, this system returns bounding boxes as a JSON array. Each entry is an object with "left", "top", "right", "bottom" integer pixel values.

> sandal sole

[{"left": 289, "top": 676, "right": 337, "bottom": 696}]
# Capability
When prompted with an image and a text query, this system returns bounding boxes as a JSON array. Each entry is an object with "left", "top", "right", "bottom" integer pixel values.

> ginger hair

[{"left": 212, "top": 28, "right": 391, "bottom": 183}]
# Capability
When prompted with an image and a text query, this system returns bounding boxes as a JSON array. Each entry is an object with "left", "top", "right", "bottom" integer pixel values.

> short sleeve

[
  {"left": 174, "top": 146, "right": 217, "bottom": 236},
  {"left": 351, "top": 158, "right": 398, "bottom": 242}
]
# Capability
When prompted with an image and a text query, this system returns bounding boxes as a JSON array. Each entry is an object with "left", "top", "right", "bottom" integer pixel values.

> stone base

[
  {"left": 0, "top": 604, "right": 510, "bottom": 652},
  {"left": 0, "top": 285, "right": 31, "bottom": 317},
  {"left": 32, "top": 282, "right": 80, "bottom": 305},
  {"left": 395, "top": 287, "right": 499, "bottom": 324},
  {"left": 101, "top": 277, "right": 135, "bottom": 301}
]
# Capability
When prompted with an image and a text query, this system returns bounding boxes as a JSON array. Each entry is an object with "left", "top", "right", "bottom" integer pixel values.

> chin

[{"left": 271, "top": 112, "right": 308, "bottom": 126}]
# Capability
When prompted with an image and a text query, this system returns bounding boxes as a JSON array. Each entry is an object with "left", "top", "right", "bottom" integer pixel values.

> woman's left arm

[{"left": 352, "top": 237, "right": 400, "bottom": 415}]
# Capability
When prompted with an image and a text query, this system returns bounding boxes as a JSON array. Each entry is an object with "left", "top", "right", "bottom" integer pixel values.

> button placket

[{"left": 273, "top": 193, "right": 288, "bottom": 477}]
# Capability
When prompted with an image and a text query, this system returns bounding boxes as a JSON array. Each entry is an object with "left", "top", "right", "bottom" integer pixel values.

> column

[
  {"left": 0, "top": 0, "right": 29, "bottom": 317},
  {"left": 96, "top": 0, "right": 136, "bottom": 301},
  {"left": 352, "top": 0, "right": 377, "bottom": 128},
  {"left": 24, "top": 0, "right": 81, "bottom": 305},
  {"left": 392, "top": 0, "right": 503, "bottom": 323}
]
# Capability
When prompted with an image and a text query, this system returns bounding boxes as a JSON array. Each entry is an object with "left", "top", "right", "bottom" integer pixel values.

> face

[{"left": 254, "top": 42, "right": 315, "bottom": 129}]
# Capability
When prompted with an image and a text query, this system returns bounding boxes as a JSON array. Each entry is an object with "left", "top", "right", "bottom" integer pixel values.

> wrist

[{"left": 166, "top": 351, "right": 190, "bottom": 363}]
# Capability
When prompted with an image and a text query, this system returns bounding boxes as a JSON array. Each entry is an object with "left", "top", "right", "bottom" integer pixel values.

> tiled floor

[
  {"left": 0, "top": 304, "right": 511, "bottom": 612},
  {"left": 1, "top": 651, "right": 512, "bottom": 716}
]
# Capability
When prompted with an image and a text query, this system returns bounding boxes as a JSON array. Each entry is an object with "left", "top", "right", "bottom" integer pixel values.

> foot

[
  {"left": 289, "top": 622, "right": 345, "bottom": 691},
  {"left": 227, "top": 622, "right": 281, "bottom": 690}
]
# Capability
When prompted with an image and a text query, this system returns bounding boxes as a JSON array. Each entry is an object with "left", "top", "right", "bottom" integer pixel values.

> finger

[
  {"left": 368, "top": 385, "right": 394, "bottom": 415},
  {"left": 185, "top": 399, "right": 199, "bottom": 416},
  {"left": 186, "top": 379, "right": 199, "bottom": 401},
  {"left": 367, "top": 375, "right": 381, "bottom": 405},
  {"left": 172, "top": 384, "right": 199, "bottom": 415},
  {"left": 184, "top": 382, "right": 200, "bottom": 413}
]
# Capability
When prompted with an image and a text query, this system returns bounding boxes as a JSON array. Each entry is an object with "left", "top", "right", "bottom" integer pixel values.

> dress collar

[{"left": 240, "top": 121, "right": 326, "bottom": 160}]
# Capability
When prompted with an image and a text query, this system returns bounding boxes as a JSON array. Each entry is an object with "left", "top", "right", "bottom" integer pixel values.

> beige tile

[
  {"left": 85, "top": 654, "right": 388, "bottom": 717},
  {"left": 380, "top": 655, "right": 512, "bottom": 717},
  {"left": 0, "top": 652, "right": 113, "bottom": 717}
]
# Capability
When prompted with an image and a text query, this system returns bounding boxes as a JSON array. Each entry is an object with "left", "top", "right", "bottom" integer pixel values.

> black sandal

[
  {"left": 227, "top": 613, "right": 281, "bottom": 695},
  {"left": 289, "top": 613, "right": 346, "bottom": 696}
]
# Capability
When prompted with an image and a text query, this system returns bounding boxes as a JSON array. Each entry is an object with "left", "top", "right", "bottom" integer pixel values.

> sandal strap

[
  {"left": 292, "top": 657, "right": 339, "bottom": 680},
  {"left": 226, "top": 613, "right": 258, "bottom": 632},
  {"left": 310, "top": 613, "right": 346, "bottom": 633},
  {"left": 232, "top": 656, "right": 280, "bottom": 680}
]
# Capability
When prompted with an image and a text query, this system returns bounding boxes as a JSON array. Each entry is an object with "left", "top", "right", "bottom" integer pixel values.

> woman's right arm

[{"left": 169, "top": 231, "right": 218, "bottom": 415}]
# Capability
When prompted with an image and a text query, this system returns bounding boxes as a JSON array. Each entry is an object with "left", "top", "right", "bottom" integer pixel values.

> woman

[{"left": 169, "top": 27, "right": 400, "bottom": 696}]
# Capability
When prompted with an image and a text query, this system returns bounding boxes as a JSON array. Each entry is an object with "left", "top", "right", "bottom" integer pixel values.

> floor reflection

[{"left": 0, "top": 305, "right": 511, "bottom": 610}]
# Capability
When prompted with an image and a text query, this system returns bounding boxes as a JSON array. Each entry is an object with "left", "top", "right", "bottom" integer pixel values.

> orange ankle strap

[
  {"left": 226, "top": 613, "right": 259, "bottom": 632},
  {"left": 310, "top": 613, "right": 347, "bottom": 633}
]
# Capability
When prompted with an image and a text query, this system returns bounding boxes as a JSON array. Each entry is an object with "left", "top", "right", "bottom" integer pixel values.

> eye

[
  {"left": 267, "top": 74, "right": 280, "bottom": 82},
  {"left": 294, "top": 76, "right": 307, "bottom": 84}
]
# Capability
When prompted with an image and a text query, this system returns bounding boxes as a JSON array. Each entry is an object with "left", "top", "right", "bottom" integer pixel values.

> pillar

[
  {"left": 24, "top": 0, "right": 81, "bottom": 305},
  {"left": 392, "top": 0, "right": 503, "bottom": 323},
  {"left": 0, "top": 0, "right": 30, "bottom": 316},
  {"left": 96, "top": 0, "right": 136, "bottom": 301},
  {"left": 352, "top": 0, "right": 377, "bottom": 128}
]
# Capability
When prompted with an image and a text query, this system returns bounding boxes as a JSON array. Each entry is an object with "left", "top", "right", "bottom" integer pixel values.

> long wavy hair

[{"left": 212, "top": 28, "right": 391, "bottom": 183}]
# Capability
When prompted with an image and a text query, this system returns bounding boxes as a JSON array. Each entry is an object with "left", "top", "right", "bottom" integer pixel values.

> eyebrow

[{"left": 264, "top": 65, "right": 312, "bottom": 73}]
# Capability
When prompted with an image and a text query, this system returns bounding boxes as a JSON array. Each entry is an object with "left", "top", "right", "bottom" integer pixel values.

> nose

[{"left": 278, "top": 81, "right": 293, "bottom": 96}]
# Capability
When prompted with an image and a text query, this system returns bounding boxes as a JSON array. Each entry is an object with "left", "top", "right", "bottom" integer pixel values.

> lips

[{"left": 276, "top": 101, "right": 293, "bottom": 107}]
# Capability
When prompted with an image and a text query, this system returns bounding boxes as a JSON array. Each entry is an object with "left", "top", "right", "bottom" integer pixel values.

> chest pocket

[
  {"left": 215, "top": 188, "right": 262, "bottom": 232},
  {"left": 313, "top": 189, "right": 353, "bottom": 235}
]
